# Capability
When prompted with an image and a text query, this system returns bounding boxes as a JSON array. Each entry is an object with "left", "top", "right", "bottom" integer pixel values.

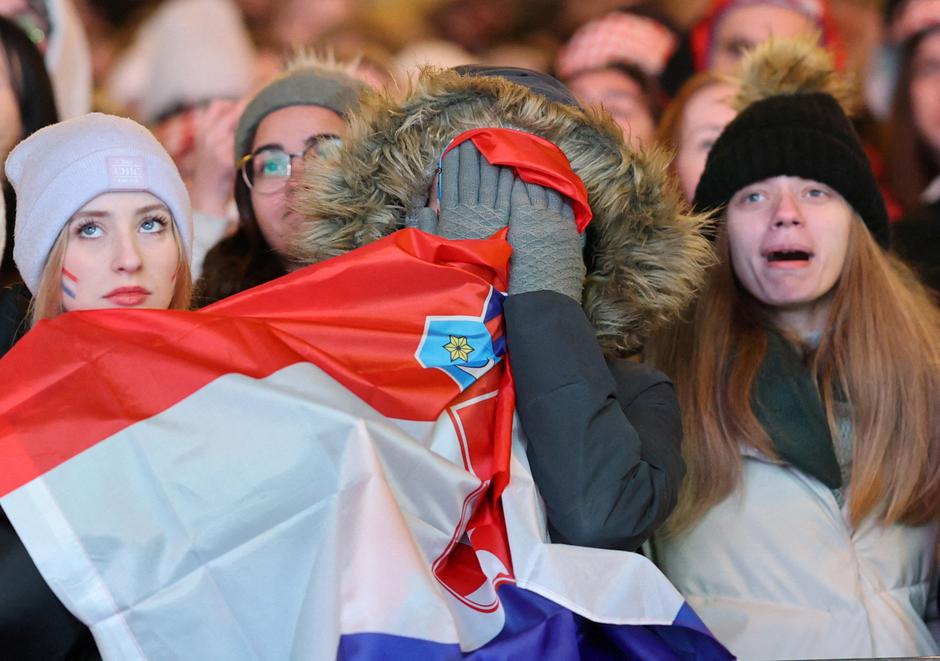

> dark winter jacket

[
  {"left": 0, "top": 508, "right": 100, "bottom": 659},
  {"left": 506, "top": 291, "right": 683, "bottom": 551},
  {"left": 0, "top": 285, "right": 100, "bottom": 659}
]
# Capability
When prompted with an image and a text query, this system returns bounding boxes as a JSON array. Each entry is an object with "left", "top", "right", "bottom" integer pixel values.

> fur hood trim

[{"left": 292, "top": 68, "right": 714, "bottom": 354}]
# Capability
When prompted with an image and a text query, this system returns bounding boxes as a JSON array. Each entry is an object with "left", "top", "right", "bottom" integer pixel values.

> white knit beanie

[{"left": 5, "top": 113, "right": 193, "bottom": 294}]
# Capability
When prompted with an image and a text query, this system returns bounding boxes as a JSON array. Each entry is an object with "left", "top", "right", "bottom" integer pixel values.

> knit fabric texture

[
  {"left": 6, "top": 112, "right": 193, "bottom": 294},
  {"left": 693, "top": 92, "right": 890, "bottom": 248},
  {"left": 234, "top": 68, "right": 364, "bottom": 163}
]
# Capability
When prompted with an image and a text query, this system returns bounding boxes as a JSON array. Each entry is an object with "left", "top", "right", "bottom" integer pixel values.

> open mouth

[{"left": 766, "top": 249, "right": 812, "bottom": 263}]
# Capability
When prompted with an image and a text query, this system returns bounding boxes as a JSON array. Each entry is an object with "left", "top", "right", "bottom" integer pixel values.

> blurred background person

[
  {"left": 0, "top": 12, "right": 58, "bottom": 287},
  {"left": 829, "top": 0, "right": 884, "bottom": 100},
  {"left": 690, "top": 0, "right": 842, "bottom": 74},
  {"left": 656, "top": 71, "right": 738, "bottom": 202},
  {"left": 888, "top": 0, "right": 940, "bottom": 291},
  {"left": 263, "top": 0, "right": 352, "bottom": 52},
  {"left": 102, "top": 0, "right": 254, "bottom": 280},
  {"left": 0, "top": 0, "right": 90, "bottom": 118},
  {"left": 554, "top": 5, "right": 681, "bottom": 148},
  {"left": 104, "top": 0, "right": 254, "bottom": 124}
]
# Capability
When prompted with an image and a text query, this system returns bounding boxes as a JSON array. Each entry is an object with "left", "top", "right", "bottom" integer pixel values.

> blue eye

[
  {"left": 78, "top": 222, "right": 101, "bottom": 238},
  {"left": 262, "top": 160, "right": 286, "bottom": 174},
  {"left": 732, "top": 189, "right": 766, "bottom": 207},
  {"left": 254, "top": 151, "right": 291, "bottom": 179},
  {"left": 140, "top": 216, "right": 168, "bottom": 233}
]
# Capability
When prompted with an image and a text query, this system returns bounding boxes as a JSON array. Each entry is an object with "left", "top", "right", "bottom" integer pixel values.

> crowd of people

[{"left": 1, "top": 0, "right": 940, "bottom": 659}]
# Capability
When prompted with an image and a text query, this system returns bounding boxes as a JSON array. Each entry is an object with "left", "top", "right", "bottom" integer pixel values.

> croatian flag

[{"left": 0, "top": 229, "right": 731, "bottom": 660}]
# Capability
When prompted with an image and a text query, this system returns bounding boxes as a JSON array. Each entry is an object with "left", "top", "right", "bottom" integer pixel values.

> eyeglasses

[{"left": 238, "top": 134, "right": 341, "bottom": 194}]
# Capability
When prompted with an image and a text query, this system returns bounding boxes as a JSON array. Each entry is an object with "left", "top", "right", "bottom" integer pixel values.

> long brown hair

[
  {"left": 651, "top": 216, "right": 940, "bottom": 533},
  {"left": 29, "top": 220, "right": 192, "bottom": 326}
]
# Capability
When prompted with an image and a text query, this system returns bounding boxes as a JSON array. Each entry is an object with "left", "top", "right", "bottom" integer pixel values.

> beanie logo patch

[{"left": 107, "top": 157, "right": 148, "bottom": 188}]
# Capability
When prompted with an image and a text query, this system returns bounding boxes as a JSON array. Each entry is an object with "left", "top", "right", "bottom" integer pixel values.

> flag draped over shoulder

[{"left": 0, "top": 229, "right": 731, "bottom": 660}]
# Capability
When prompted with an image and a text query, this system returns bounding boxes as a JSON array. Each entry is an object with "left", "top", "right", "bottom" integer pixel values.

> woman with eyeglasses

[{"left": 196, "top": 54, "right": 362, "bottom": 305}]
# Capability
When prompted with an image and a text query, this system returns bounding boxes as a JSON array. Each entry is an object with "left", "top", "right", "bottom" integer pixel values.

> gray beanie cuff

[
  {"left": 6, "top": 113, "right": 193, "bottom": 294},
  {"left": 234, "top": 70, "right": 364, "bottom": 163}
]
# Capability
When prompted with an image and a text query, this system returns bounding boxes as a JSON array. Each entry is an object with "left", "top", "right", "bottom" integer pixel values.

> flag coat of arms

[{"left": 0, "top": 229, "right": 731, "bottom": 660}]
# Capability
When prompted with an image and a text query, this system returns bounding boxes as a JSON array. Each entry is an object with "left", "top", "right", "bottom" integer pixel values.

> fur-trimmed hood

[{"left": 291, "top": 68, "right": 713, "bottom": 355}]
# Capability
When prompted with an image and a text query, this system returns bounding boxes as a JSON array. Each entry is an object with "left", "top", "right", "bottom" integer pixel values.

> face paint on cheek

[{"left": 61, "top": 267, "right": 78, "bottom": 299}]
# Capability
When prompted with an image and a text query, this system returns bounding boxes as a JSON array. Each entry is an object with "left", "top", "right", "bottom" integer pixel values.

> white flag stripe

[
  {"left": 2, "top": 478, "right": 142, "bottom": 656},
  {"left": 4, "top": 363, "right": 492, "bottom": 657},
  {"left": 4, "top": 360, "right": 695, "bottom": 658}
]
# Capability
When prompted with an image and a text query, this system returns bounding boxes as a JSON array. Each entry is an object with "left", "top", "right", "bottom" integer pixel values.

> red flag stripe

[{"left": 0, "top": 229, "right": 511, "bottom": 496}]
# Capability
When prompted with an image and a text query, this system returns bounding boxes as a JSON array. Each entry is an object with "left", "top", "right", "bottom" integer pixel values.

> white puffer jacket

[{"left": 654, "top": 452, "right": 938, "bottom": 660}]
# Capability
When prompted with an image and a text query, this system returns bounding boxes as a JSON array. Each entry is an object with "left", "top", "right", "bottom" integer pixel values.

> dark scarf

[{"left": 751, "top": 330, "right": 842, "bottom": 489}]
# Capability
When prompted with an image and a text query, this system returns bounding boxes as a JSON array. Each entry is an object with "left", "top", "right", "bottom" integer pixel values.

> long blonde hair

[
  {"left": 29, "top": 220, "right": 192, "bottom": 327},
  {"left": 651, "top": 217, "right": 940, "bottom": 533}
]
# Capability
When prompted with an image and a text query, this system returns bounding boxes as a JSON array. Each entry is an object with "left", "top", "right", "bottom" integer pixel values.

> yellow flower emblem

[{"left": 443, "top": 335, "right": 474, "bottom": 362}]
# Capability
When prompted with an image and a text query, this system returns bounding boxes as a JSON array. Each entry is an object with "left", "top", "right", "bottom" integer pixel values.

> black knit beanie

[{"left": 693, "top": 82, "right": 890, "bottom": 249}]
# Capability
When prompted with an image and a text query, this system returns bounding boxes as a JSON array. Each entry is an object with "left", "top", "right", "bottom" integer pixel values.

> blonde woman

[
  {"left": 650, "top": 39, "right": 940, "bottom": 660},
  {"left": 0, "top": 112, "right": 192, "bottom": 657}
]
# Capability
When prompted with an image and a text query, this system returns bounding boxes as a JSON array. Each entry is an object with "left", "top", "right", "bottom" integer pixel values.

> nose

[
  {"left": 772, "top": 189, "right": 803, "bottom": 229},
  {"left": 111, "top": 230, "right": 143, "bottom": 273},
  {"left": 289, "top": 153, "right": 306, "bottom": 182},
  {"left": 282, "top": 155, "right": 308, "bottom": 204}
]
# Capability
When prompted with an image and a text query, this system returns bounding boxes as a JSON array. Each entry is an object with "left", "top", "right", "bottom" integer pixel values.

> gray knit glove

[
  {"left": 507, "top": 178, "right": 585, "bottom": 301},
  {"left": 412, "top": 141, "right": 514, "bottom": 240}
]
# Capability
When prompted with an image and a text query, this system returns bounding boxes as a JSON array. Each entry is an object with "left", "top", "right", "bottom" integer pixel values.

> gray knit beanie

[
  {"left": 6, "top": 113, "right": 193, "bottom": 294},
  {"left": 234, "top": 57, "right": 364, "bottom": 163}
]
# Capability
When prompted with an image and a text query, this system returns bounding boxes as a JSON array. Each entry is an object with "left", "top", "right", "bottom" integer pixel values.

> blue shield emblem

[{"left": 415, "top": 288, "right": 505, "bottom": 391}]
